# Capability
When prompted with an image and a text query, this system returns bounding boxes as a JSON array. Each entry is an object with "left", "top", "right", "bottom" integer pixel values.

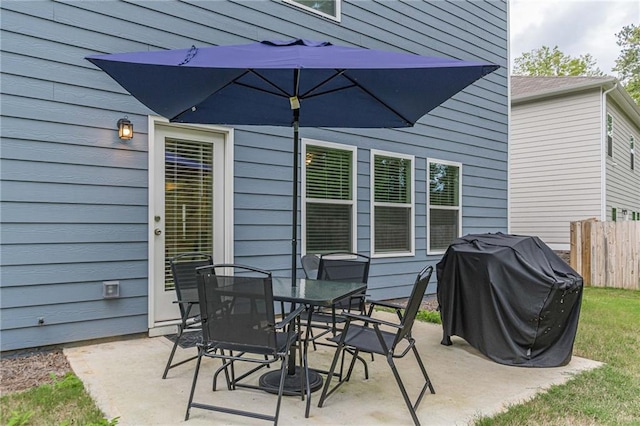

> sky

[{"left": 510, "top": 0, "right": 640, "bottom": 75}]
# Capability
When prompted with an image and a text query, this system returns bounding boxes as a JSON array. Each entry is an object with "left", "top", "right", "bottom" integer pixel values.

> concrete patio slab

[{"left": 64, "top": 312, "right": 601, "bottom": 425}]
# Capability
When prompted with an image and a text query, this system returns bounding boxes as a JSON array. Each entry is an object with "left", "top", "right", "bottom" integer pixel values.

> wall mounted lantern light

[{"left": 117, "top": 116, "right": 133, "bottom": 140}]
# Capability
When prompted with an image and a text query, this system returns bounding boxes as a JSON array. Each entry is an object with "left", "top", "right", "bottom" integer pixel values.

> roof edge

[
  {"left": 511, "top": 76, "right": 617, "bottom": 103},
  {"left": 512, "top": 76, "right": 640, "bottom": 125}
]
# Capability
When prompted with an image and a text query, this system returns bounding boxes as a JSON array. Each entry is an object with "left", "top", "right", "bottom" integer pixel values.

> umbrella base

[{"left": 259, "top": 366, "right": 323, "bottom": 394}]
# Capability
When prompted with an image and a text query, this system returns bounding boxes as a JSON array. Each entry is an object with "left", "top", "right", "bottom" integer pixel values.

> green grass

[
  {"left": 416, "top": 309, "right": 442, "bottom": 324},
  {"left": 0, "top": 373, "right": 118, "bottom": 426},
  {"left": 474, "top": 287, "right": 640, "bottom": 426}
]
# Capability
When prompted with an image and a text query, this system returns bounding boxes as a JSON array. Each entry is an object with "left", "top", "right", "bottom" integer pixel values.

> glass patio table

[{"left": 259, "top": 277, "right": 367, "bottom": 394}]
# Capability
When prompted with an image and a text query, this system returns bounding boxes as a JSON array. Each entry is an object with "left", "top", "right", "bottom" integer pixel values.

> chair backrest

[
  {"left": 393, "top": 265, "right": 433, "bottom": 348},
  {"left": 301, "top": 254, "right": 320, "bottom": 279},
  {"left": 169, "top": 252, "right": 213, "bottom": 319},
  {"left": 317, "top": 252, "right": 370, "bottom": 284},
  {"left": 196, "top": 264, "right": 277, "bottom": 353}
]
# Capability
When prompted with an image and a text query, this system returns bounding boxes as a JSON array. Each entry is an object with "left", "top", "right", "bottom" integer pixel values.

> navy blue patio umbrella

[{"left": 87, "top": 39, "right": 499, "bottom": 283}]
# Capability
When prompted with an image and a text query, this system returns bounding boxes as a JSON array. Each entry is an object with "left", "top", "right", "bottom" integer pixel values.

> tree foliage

[
  {"left": 613, "top": 24, "right": 640, "bottom": 104},
  {"left": 513, "top": 45, "right": 604, "bottom": 77}
]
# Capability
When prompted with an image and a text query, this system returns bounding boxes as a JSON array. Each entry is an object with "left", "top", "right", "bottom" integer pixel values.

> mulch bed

[{"left": 0, "top": 349, "right": 72, "bottom": 394}]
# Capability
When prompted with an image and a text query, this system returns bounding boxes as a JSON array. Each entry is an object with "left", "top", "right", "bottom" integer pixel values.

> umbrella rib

[
  {"left": 247, "top": 69, "right": 292, "bottom": 97},
  {"left": 303, "top": 83, "right": 358, "bottom": 99},
  {"left": 340, "top": 72, "right": 413, "bottom": 126},
  {"left": 169, "top": 69, "right": 289, "bottom": 120},
  {"left": 234, "top": 81, "right": 290, "bottom": 98},
  {"left": 299, "top": 69, "right": 347, "bottom": 98}
]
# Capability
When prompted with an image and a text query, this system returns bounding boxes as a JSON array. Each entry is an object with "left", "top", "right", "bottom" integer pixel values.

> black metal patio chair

[
  {"left": 317, "top": 265, "right": 436, "bottom": 426},
  {"left": 301, "top": 253, "right": 320, "bottom": 279},
  {"left": 185, "top": 264, "right": 310, "bottom": 425},
  {"left": 303, "top": 252, "right": 370, "bottom": 350},
  {"left": 162, "top": 252, "right": 213, "bottom": 379}
]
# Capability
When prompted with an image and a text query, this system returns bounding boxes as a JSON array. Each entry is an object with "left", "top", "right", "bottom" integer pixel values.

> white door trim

[{"left": 147, "top": 115, "right": 234, "bottom": 329}]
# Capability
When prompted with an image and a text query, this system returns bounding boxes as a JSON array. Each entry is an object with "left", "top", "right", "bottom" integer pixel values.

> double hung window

[
  {"left": 303, "top": 140, "right": 356, "bottom": 254},
  {"left": 371, "top": 150, "right": 414, "bottom": 256},
  {"left": 286, "top": 0, "right": 340, "bottom": 20},
  {"left": 427, "top": 159, "right": 462, "bottom": 254}
]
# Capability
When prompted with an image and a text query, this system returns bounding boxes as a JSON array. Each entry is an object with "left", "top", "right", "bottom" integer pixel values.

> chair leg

[
  {"left": 317, "top": 343, "right": 347, "bottom": 408},
  {"left": 212, "top": 352, "right": 232, "bottom": 391},
  {"left": 411, "top": 345, "right": 435, "bottom": 406},
  {"left": 185, "top": 348, "right": 204, "bottom": 421},
  {"left": 386, "top": 352, "right": 421, "bottom": 426},
  {"left": 343, "top": 349, "right": 369, "bottom": 381},
  {"left": 162, "top": 330, "right": 182, "bottom": 379},
  {"left": 273, "top": 354, "right": 289, "bottom": 426},
  {"left": 302, "top": 342, "right": 311, "bottom": 418}
]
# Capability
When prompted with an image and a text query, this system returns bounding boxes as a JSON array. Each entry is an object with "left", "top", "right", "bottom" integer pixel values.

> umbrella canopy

[
  {"left": 87, "top": 39, "right": 498, "bottom": 128},
  {"left": 87, "top": 38, "right": 499, "bottom": 281}
]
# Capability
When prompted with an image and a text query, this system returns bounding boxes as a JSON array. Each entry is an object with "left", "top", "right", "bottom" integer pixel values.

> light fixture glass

[{"left": 117, "top": 117, "right": 133, "bottom": 140}]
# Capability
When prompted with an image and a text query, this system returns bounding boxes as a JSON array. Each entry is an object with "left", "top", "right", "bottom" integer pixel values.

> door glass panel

[{"left": 164, "top": 138, "right": 214, "bottom": 290}]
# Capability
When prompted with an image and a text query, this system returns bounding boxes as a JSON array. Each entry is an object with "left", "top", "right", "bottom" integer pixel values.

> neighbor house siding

[
  {"left": 605, "top": 98, "right": 640, "bottom": 221},
  {"left": 510, "top": 89, "right": 603, "bottom": 249},
  {"left": 0, "top": 0, "right": 508, "bottom": 351}
]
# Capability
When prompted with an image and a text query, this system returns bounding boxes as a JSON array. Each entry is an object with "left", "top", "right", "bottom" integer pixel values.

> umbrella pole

[{"left": 291, "top": 107, "right": 300, "bottom": 286}]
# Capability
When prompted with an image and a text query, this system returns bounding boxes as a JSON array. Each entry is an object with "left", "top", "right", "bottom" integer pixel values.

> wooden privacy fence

[{"left": 570, "top": 220, "right": 640, "bottom": 290}]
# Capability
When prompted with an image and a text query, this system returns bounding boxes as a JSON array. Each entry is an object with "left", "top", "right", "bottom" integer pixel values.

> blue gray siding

[{"left": 0, "top": 0, "right": 508, "bottom": 351}]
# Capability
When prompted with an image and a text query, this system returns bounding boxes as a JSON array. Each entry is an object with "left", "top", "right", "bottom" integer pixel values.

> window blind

[
  {"left": 429, "top": 209, "right": 459, "bottom": 252},
  {"left": 374, "top": 155, "right": 411, "bottom": 203},
  {"left": 306, "top": 146, "right": 352, "bottom": 200},
  {"left": 305, "top": 144, "right": 353, "bottom": 253},
  {"left": 164, "top": 139, "right": 214, "bottom": 288},
  {"left": 373, "top": 154, "right": 412, "bottom": 253},
  {"left": 374, "top": 206, "right": 411, "bottom": 252},
  {"left": 306, "top": 203, "right": 352, "bottom": 253}
]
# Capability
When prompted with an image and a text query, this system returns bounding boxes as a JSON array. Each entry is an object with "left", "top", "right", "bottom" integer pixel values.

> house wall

[
  {"left": 605, "top": 97, "right": 640, "bottom": 221},
  {"left": 510, "top": 89, "right": 603, "bottom": 249},
  {"left": 0, "top": 0, "right": 508, "bottom": 351}
]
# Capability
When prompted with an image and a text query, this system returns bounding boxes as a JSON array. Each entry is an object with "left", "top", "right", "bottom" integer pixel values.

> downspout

[{"left": 601, "top": 83, "right": 617, "bottom": 220}]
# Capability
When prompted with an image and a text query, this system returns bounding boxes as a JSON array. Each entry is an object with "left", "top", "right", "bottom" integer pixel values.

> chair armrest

[
  {"left": 275, "top": 305, "right": 306, "bottom": 329},
  {"left": 342, "top": 312, "right": 402, "bottom": 329},
  {"left": 173, "top": 299, "right": 198, "bottom": 305},
  {"left": 368, "top": 299, "right": 403, "bottom": 310}
]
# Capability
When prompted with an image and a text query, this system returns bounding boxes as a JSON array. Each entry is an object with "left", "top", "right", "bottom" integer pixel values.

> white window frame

[
  {"left": 284, "top": 0, "right": 341, "bottom": 21},
  {"left": 606, "top": 113, "right": 613, "bottom": 157},
  {"left": 302, "top": 138, "right": 356, "bottom": 255},
  {"left": 630, "top": 135, "right": 635, "bottom": 171},
  {"left": 427, "top": 158, "right": 463, "bottom": 255},
  {"left": 370, "top": 149, "right": 415, "bottom": 258}
]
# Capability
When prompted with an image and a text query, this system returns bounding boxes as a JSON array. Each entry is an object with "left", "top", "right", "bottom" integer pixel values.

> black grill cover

[{"left": 436, "top": 233, "right": 583, "bottom": 367}]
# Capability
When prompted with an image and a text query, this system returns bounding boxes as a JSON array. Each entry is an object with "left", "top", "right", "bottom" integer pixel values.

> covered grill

[{"left": 436, "top": 233, "right": 583, "bottom": 367}]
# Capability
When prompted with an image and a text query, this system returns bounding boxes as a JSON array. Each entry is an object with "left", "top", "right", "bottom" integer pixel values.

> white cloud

[{"left": 510, "top": 0, "right": 640, "bottom": 75}]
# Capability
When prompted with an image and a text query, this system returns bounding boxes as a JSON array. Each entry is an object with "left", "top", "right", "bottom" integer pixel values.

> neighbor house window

[
  {"left": 286, "top": 0, "right": 340, "bottom": 20},
  {"left": 303, "top": 139, "right": 356, "bottom": 254},
  {"left": 630, "top": 135, "right": 635, "bottom": 170},
  {"left": 371, "top": 150, "right": 414, "bottom": 257},
  {"left": 428, "top": 159, "right": 462, "bottom": 254},
  {"left": 606, "top": 113, "right": 613, "bottom": 157}
]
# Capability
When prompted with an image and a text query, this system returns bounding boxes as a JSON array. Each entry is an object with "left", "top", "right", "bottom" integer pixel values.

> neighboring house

[
  {"left": 510, "top": 76, "right": 640, "bottom": 250},
  {"left": 0, "top": 1, "right": 508, "bottom": 352}
]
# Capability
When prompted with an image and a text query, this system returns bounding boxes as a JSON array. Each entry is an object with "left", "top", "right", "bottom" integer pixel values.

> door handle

[{"left": 154, "top": 228, "right": 162, "bottom": 235}]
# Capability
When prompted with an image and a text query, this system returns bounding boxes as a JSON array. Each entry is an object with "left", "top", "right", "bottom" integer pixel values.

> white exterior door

[{"left": 149, "top": 121, "right": 233, "bottom": 328}]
